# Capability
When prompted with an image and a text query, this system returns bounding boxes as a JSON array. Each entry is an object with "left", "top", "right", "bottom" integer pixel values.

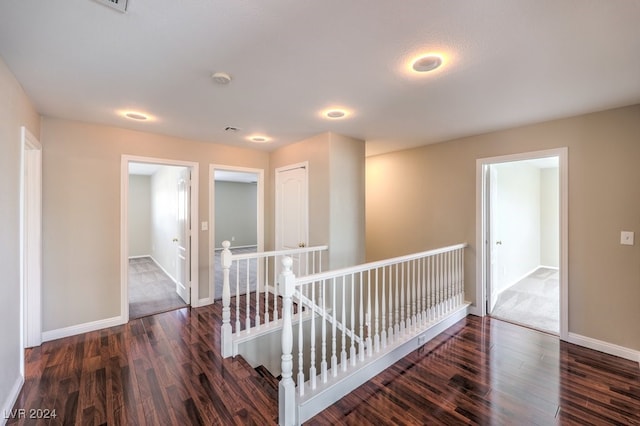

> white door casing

[
  {"left": 176, "top": 169, "right": 190, "bottom": 304},
  {"left": 20, "top": 127, "right": 42, "bottom": 350},
  {"left": 275, "top": 163, "right": 309, "bottom": 274},
  {"left": 487, "top": 165, "right": 500, "bottom": 314}
]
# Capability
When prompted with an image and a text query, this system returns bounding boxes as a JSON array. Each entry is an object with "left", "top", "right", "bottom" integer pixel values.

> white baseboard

[
  {"left": 195, "top": 296, "right": 213, "bottom": 308},
  {"left": 128, "top": 254, "right": 151, "bottom": 259},
  {"left": 539, "top": 265, "right": 559, "bottom": 270},
  {"left": 1, "top": 375, "right": 24, "bottom": 426},
  {"left": 42, "top": 315, "right": 125, "bottom": 343},
  {"left": 567, "top": 332, "right": 640, "bottom": 364},
  {"left": 150, "top": 256, "right": 177, "bottom": 284}
]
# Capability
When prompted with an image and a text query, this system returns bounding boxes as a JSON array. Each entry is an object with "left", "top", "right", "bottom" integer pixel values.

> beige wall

[
  {"left": 41, "top": 118, "right": 270, "bottom": 331},
  {"left": 269, "top": 132, "right": 365, "bottom": 269},
  {"left": 366, "top": 104, "right": 640, "bottom": 351},
  {"left": 0, "top": 58, "right": 40, "bottom": 414}
]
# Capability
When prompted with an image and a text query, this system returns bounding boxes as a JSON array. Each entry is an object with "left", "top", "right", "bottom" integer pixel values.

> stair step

[{"left": 254, "top": 365, "right": 280, "bottom": 391}]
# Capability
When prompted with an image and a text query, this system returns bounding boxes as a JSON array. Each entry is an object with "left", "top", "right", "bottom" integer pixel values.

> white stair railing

[
  {"left": 278, "top": 243, "right": 468, "bottom": 426},
  {"left": 220, "top": 240, "right": 329, "bottom": 358}
]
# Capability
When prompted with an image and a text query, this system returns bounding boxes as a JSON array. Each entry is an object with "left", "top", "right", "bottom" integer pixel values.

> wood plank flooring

[{"left": 8, "top": 305, "right": 640, "bottom": 425}]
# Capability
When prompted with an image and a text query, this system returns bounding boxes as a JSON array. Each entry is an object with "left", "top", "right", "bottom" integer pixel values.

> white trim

[
  {"left": 150, "top": 256, "right": 177, "bottom": 284},
  {"left": 567, "top": 333, "right": 640, "bottom": 363},
  {"left": 209, "top": 164, "right": 265, "bottom": 302},
  {"left": 42, "top": 315, "right": 125, "bottom": 342},
  {"left": 475, "top": 148, "right": 569, "bottom": 341},
  {"left": 128, "top": 254, "right": 151, "bottom": 259},
  {"left": 1, "top": 375, "right": 24, "bottom": 426},
  {"left": 121, "top": 155, "right": 199, "bottom": 317},
  {"left": 19, "top": 126, "right": 42, "bottom": 354}
]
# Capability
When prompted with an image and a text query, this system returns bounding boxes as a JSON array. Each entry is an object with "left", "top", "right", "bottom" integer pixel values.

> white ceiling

[{"left": 1, "top": 1, "right": 639, "bottom": 156}]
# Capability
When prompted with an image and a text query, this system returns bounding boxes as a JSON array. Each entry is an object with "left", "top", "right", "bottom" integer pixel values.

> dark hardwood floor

[{"left": 9, "top": 304, "right": 640, "bottom": 425}]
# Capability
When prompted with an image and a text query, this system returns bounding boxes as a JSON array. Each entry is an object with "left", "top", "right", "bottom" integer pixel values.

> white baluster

[
  {"left": 381, "top": 267, "right": 387, "bottom": 349},
  {"left": 278, "top": 256, "right": 295, "bottom": 426},
  {"left": 358, "top": 271, "right": 365, "bottom": 362},
  {"left": 221, "top": 240, "right": 233, "bottom": 358},
  {"left": 350, "top": 273, "right": 357, "bottom": 366},
  {"left": 321, "top": 280, "right": 328, "bottom": 383},
  {"left": 245, "top": 260, "right": 251, "bottom": 331},
  {"left": 374, "top": 268, "right": 380, "bottom": 353},
  {"left": 298, "top": 282, "right": 305, "bottom": 396},
  {"left": 411, "top": 259, "right": 417, "bottom": 330},
  {"left": 366, "top": 270, "right": 372, "bottom": 357},
  {"left": 400, "top": 263, "right": 406, "bottom": 334},
  {"left": 394, "top": 265, "right": 400, "bottom": 335},
  {"left": 235, "top": 262, "right": 241, "bottom": 332},
  {"left": 274, "top": 256, "right": 279, "bottom": 322},
  {"left": 310, "top": 279, "right": 317, "bottom": 390},
  {"left": 265, "top": 259, "right": 270, "bottom": 324},
  {"left": 341, "top": 276, "right": 347, "bottom": 372},
  {"left": 331, "top": 278, "right": 338, "bottom": 377},
  {"left": 387, "top": 267, "right": 394, "bottom": 343},
  {"left": 255, "top": 258, "right": 261, "bottom": 329}
]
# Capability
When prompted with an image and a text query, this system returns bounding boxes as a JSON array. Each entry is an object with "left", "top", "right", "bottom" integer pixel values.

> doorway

[
  {"left": 476, "top": 148, "right": 568, "bottom": 338},
  {"left": 121, "top": 156, "right": 199, "bottom": 321},
  {"left": 210, "top": 165, "right": 264, "bottom": 301}
]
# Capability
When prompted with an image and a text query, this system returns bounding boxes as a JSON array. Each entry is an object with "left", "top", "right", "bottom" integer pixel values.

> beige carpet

[{"left": 490, "top": 267, "right": 559, "bottom": 334}]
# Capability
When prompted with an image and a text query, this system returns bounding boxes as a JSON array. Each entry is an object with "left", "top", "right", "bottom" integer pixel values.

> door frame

[
  {"left": 209, "top": 164, "right": 264, "bottom": 301},
  {"left": 475, "top": 148, "right": 568, "bottom": 339},
  {"left": 20, "top": 126, "right": 42, "bottom": 355},
  {"left": 121, "top": 155, "right": 199, "bottom": 321}
]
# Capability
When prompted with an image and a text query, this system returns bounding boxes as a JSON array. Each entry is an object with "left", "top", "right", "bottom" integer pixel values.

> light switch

[
  {"left": 201, "top": 221, "right": 208, "bottom": 231},
  {"left": 620, "top": 231, "right": 634, "bottom": 246}
]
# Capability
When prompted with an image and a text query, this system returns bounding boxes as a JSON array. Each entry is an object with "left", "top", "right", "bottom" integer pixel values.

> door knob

[
  {"left": 298, "top": 242, "right": 306, "bottom": 248},
  {"left": 495, "top": 241, "right": 502, "bottom": 245},
  {"left": 173, "top": 238, "right": 179, "bottom": 242}
]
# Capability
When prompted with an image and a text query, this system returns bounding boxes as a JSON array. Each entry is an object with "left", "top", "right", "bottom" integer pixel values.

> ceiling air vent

[{"left": 93, "top": 0, "right": 128, "bottom": 13}]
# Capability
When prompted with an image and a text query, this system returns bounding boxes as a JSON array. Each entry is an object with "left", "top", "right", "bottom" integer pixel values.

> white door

[
  {"left": 275, "top": 164, "right": 308, "bottom": 274},
  {"left": 486, "top": 165, "right": 501, "bottom": 313},
  {"left": 176, "top": 169, "right": 190, "bottom": 304}
]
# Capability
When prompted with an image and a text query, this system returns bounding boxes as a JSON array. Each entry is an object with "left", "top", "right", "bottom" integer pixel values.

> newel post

[
  {"left": 279, "top": 256, "right": 297, "bottom": 426},
  {"left": 221, "top": 240, "right": 233, "bottom": 358}
]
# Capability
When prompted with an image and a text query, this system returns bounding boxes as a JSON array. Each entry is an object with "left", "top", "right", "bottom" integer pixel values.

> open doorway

[
  {"left": 476, "top": 148, "right": 568, "bottom": 338},
  {"left": 121, "top": 156, "right": 199, "bottom": 321},
  {"left": 209, "top": 165, "right": 264, "bottom": 301}
]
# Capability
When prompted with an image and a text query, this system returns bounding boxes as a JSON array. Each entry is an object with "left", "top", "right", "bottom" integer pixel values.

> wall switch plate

[
  {"left": 620, "top": 231, "right": 634, "bottom": 246},
  {"left": 201, "top": 221, "right": 208, "bottom": 231}
]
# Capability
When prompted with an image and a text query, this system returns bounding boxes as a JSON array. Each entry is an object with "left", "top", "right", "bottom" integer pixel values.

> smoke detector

[
  {"left": 93, "top": 0, "right": 128, "bottom": 13},
  {"left": 212, "top": 72, "right": 232, "bottom": 85}
]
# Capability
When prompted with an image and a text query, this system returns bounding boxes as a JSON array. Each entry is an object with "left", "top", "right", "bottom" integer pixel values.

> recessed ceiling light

[
  {"left": 411, "top": 54, "right": 444, "bottom": 73},
  {"left": 212, "top": 72, "right": 232, "bottom": 84},
  {"left": 322, "top": 108, "right": 351, "bottom": 119},
  {"left": 248, "top": 135, "right": 270, "bottom": 143},
  {"left": 125, "top": 112, "right": 148, "bottom": 121}
]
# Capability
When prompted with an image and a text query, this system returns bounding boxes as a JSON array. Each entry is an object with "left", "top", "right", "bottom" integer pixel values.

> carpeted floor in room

[
  {"left": 491, "top": 267, "right": 559, "bottom": 334},
  {"left": 128, "top": 257, "right": 187, "bottom": 319}
]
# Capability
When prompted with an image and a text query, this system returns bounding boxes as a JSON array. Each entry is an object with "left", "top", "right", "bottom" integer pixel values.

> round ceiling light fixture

[
  {"left": 125, "top": 112, "right": 148, "bottom": 121},
  {"left": 211, "top": 72, "right": 232, "bottom": 84},
  {"left": 248, "top": 135, "right": 270, "bottom": 143},
  {"left": 322, "top": 108, "right": 350, "bottom": 119},
  {"left": 411, "top": 54, "right": 444, "bottom": 73}
]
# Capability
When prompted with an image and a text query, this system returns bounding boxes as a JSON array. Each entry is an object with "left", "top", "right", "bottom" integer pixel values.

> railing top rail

[
  {"left": 294, "top": 242, "right": 467, "bottom": 285},
  {"left": 228, "top": 244, "right": 329, "bottom": 261}
]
